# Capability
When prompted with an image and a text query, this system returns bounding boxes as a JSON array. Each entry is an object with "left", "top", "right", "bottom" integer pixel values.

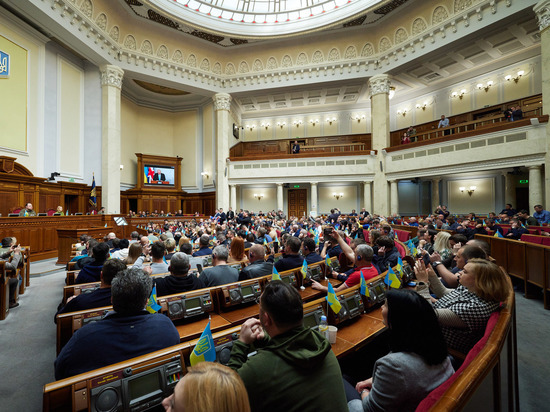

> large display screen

[
  {"left": 128, "top": 371, "right": 162, "bottom": 404},
  {"left": 144, "top": 165, "right": 175, "bottom": 186}
]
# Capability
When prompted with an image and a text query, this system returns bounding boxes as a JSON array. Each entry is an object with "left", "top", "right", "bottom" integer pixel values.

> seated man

[
  {"left": 518, "top": 209, "right": 539, "bottom": 227},
  {"left": 155, "top": 252, "right": 205, "bottom": 296},
  {"left": 75, "top": 242, "right": 110, "bottom": 284},
  {"left": 0, "top": 241, "right": 22, "bottom": 309},
  {"left": 198, "top": 245, "right": 239, "bottom": 287},
  {"left": 239, "top": 244, "right": 274, "bottom": 281},
  {"left": 533, "top": 204, "right": 550, "bottom": 225},
  {"left": 227, "top": 281, "right": 348, "bottom": 412},
  {"left": 372, "top": 236, "right": 400, "bottom": 273},
  {"left": 18, "top": 202, "right": 36, "bottom": 216},
  {"left": 149, "top": 241, "right": 169, "bottom": 274},
  {"left": 430, "top": 244, "right": 487, "bottom": 288},
  {"left": 56, "top": 259, "right": 126, "bottom": 319},
  {"left": 54, "top": 268, "right": 180, "bottom": 379},
  {"left": 274, "top": 236, "right": 304, "bottom": 273},
  {"left": 505, "top": 218, "right": 529, "bottom": 240},
  {"left": 180, "top": 243, "right": 207, "bottom": 270},
  {"left": 301, "top": 237, "right": 323, "bottom": 265},
  {"left": 313, "top": 244, "right": 378, "bottom": 293},
  {"left": 193, "top": 234, "right": 213, "bottom": 257},
  {"left": 499, "top": 203, "right": 517, "bottom": 217}
]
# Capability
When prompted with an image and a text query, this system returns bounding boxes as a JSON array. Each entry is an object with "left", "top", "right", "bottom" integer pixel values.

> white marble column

[
  {"left": 369, "top": 74, "right": 391, "bottom": 216},
  {"left": 529, "top": 165, "right": 544, "bottom": 210},
  {"left": 276, "top": 183, "right": 284, "bottom": 212},
  {"left": 431, "top": 178, "right": 441, "bottom": 213},
  {"left": 213, "top": 93, "right": 232, "bottom": 209},
  {"left": 534, "top": 1, "right": 550, "bottom": 206},
  {"left": 363, "top": 181, "right": 372, "bottom": 214},
  {"left": 502, "top": 172, "right": 516, "bottom": 208},
  {"left": 390, "top": 180, "right": 399, "bottom": 216},
  {"left": 310, "top": 182, "right": 318, "bottom": 217},
  {"left": 230, "top": 184, "right": 237, "bottom": 212},
  {"left": 100, "top": 65, "right": 124, "bottom": 214}
]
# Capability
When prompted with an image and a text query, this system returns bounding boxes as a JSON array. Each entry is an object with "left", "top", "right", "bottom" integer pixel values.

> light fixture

[
  {"left": 201, "top": 171, "right": 210, "bottom": 179},
  {"left": 325, "top": 117, "right": 337, "bottom": 125},
  {"left": 293, "top": 120, "right": 303, "bottom": 127},
  {"left": 261, "top": 122, "right": 270, "bottom": 130},
  {"left": 459, "top": 185, "right": 476, "bottom": 196},
  {"left": 389, "top": 86, "right": 395, "bottom": 100},
  {"left": 397, "top": 109, "right": 407, "bottom": 116},
  {"left": 352, "top": 114, "right": 366, "bottom": 123},
  {"left": 505, "top": 70, "right": 524, "bottom": 83},
  {"left": 415, "top": 103, "right": 427, "bottom": 111},
  {"left": 246, "top": 124, "right": 255, "bottom": 131},
  {"left": 119, "top": 164, "right": 124, "bottom": 170},
  {"left": 332, "top": 192, "right": 344, "bottom": 200},
  {"left": 370, "top": 150, "right": 376, "bottom": 156},
  {"left": 451, "top": 89, "right": 467, "bottom": 99},
  {"left": 476, "top": 81, "right": 493, "bottom": 92},
  {"left": 253, "top": 193, "right": 264, "bottom": 200},
  {"left": 310, "top": 119, "right": 320, "bottom": 126},
  {"left": 277, "top": 121, "right": 286, "bottom": 128}
]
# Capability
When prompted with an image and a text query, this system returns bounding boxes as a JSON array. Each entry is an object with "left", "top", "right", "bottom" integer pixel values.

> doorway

[{"left": 288, "top": 189, "right": 307, "bottom": 218}]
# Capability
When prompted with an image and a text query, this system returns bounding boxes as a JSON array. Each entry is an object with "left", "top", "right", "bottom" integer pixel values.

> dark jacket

[
  {"left": 274, "top": 254, "right": 304, "bottom": 273},
  {"left": 56, "top": 287, "right": 111, "bottom": 321},
  {"left": 372, "top": 246, "right": 400, "bottom": 273},
  {"left": 155, "top": 274, "right": 205, "bottom": 296},
  {"left": 227, "top": 326, "right": 348, "bottom": 412},
  {"left": 75, "top": 262, "right": 104, "bottom": 284},
  {"left": 239, "top": 257, "right": 274, "bottom": 280},
  {"left": 54, "top": 310, "right": 180, "bottom": 380},
  {"left": 304, "top": 252, "right": 323, "bottom": 265},
  {"left": 193, "top": 246, "right": 212, "bottom": 257}
]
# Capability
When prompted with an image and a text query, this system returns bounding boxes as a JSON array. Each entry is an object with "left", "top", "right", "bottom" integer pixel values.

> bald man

[{"left": 238, "top": 244, "right": 274, "bottom": 281}]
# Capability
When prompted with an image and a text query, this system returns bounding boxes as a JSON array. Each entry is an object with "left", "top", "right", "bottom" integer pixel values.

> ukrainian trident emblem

[{"left": 0, "top": 50, "right": 9, "bottom": 78}]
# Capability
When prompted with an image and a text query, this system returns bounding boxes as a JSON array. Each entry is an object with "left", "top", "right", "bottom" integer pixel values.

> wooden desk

[
  {"left": 56, "top": 227, "right": 115, "bottom": 264},
  {"left": 219, "top": 304, "right": 260, "bottom": 325},
  {"left": 175, "top": 313, "right": 231, "bottom": 342},
  {"left": 335, "top": 309, "right": 387, "bottom": 356}
]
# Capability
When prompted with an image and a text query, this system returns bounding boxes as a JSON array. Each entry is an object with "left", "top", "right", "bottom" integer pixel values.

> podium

[{"left": 56, "top": 227, "right": 115, "bottom": 264}]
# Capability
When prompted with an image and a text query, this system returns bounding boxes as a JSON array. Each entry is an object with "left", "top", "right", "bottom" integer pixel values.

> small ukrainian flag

[
  {"left": 272, "top": 266, "right": 281, "bottom": 281},
  {"left": 384, "top": 266, "right": 401, "bottom": 289},
  {"left": 190, "top": 320, "right": 216, "bottom": 366},
  {"left": 326, "top": 282, "right": 342, "bottom": 314},
  {"left": 300, "top": 259, "right": 308, "bottom": 279},
  {"left": 146, "top": 285, "right": 162, "bottom": 314},
  {"left": 360, "top": 271, "right": 369, "bottom": 297},
  {"left": 494, "top": 230, "right": 503, "bottom": 238},
  {"left": 396, "top": 257, "right": 403, "bottom": 275}
]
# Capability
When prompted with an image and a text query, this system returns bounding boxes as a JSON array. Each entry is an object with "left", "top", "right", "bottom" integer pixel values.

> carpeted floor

[{"left": 0, "top": 259, "right": 549, "bottom": 411}]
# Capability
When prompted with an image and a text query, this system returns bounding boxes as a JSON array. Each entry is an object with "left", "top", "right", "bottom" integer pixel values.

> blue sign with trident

[{"left": 0, "top": 50, "right": 10, "bottom": 78}]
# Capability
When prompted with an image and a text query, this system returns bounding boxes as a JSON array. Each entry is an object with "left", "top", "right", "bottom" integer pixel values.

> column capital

[
  {"left": 388, "top": 179, "right": 398, "bottom": 184},
  {"left": 229, "top": 184, "right": 237, "bottom": 188},
  {"left": 368, "top": 74, "right": 391, "bottom": 98},
  {"left": 363, "top": 181, "right": 372, "bottom": 185},
  {"left": 310, "top": 182, "right": 318, "bottom": 186},
  {"left": 528, "top": 165, "right": 543, "bottom": 170},
  {"left": 100, "top": 65, "right": 124, "bottom": 89},
  {"left": 213, "top": 93, "right": 232, "bottom": 111},
  {"left": 276, "top": 182, "right": 284, "bottom": 187},
  {"left": 432, "top": 177, "right": 441, "bottom": 183},
  {"left": 534, "top": 0, "right": 550, "bottom": 32}
]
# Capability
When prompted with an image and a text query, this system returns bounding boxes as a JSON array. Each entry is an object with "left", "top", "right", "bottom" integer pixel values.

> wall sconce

[
  {"left": 293, "top": 120, "right": 303, "bottom": 127},
  {"left": 415, "top": 103, "right": 427, "bottom": 111},
  {"left": 352, "top": 114, "right": 366, "bottom": 123},
  {"left": 310, "top": 119, "right": 319, "bottom": 126},
  {"left": 332, "top": 192, "right": 344, "bottom": 200},
  {"left": 396, "top": 109, "right": 407, "bottom": 116},
  {"left": 451, "top": 89, "right": 467, "bottom": 99},
  {"left": 246, "top": 124, "right": 255, "bottom": 131},
  {"left": 476, "top": 81, "right": 493, "bottom": 92},
  {"left": 261, "top": 122, "right": 270, "bottom": 130},
  {"left": 505, "top": 70, "right": 524, "bottom": 83},
  {"left": 459, "top": 185, "right": 476, "bottom": 196},
  {"left": 389, "top": 86, "right": 395, "bottom": 100},
  {"left": 119, "top": 164, "right": 124, "bottom": 170},
  {"left": 277, "top": 121, "right": 286, "bottom": 128},
  {"left": 325, "top": 117, "right": 337, "bottom": 125},
  {"left": 253, "top": 193, "right": 264, "bottom": 200},
  {"left": 201, "top": 171, "right": 210, "bottom": 179},
  {"left": 370, "top": 150, "right": 376, "bottom": 156}
]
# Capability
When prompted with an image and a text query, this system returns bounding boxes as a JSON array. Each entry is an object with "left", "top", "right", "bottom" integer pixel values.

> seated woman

[
  {"left": 162, "top": 361, "right": 250, "bottom": 412},
  {"left": 433, "top": 231, "right": 452, "bottom": 261},
  {"left": 346, "top": 289, "right": 453, "bottom": 412},
  {"left": 228, "top": 236, "right": 247, "bottom": 264},
  {"left": 124, "top": 243, "right": 145, "bottom": 266},
  {"left": 414, "top": 258, "right": 509, "bottom": 354}
]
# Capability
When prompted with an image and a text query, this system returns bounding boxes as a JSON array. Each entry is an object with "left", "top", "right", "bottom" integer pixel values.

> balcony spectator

[
  {"left": 401, "top": 132, "right": 410, "bottom": 145},
  {"left": 406, "top": 125, "right": 417, "bottom": 142},
  {"left": 511, "top": 106, "right": 523, "bottom": 121},
  {"left": 292, "top": 140, "right": 300, "bottom": 154},
  {"left": 438, "top": 115, "right": 450, "bottom": 135}
]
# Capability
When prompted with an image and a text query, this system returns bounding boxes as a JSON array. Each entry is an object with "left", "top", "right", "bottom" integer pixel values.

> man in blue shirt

[
  {"left": 438, "top": 114, "right": 450, "bottom": 135},
  {"left": 193, "top": 234, "right": 213, "bottom": 257},
  {"left": 533, "top": 205, "right": 550, "bottom": 224}
]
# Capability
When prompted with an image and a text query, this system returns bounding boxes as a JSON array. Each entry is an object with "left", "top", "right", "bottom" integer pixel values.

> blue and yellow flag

[
  {"left": 272, "top": 266, "right": 281, "bottom": 281},
  {"left": 314, "top": 232, "right": 319, "bottom": 246},
  {"left": 300, "top": 259, "right": 308, "bottom": 279},
  {"left": 326, "top": 282, "right": 342, "bottom": 314},
  {"left": 263, "top": 237, "right": 268, "bottom": 246},
  {"left": 494, "top": 230, "right": 503, "bottom": 238},
  {"left": 89, "top": 174, "right": 97, "bottom": 208},
  {"left": 146, "top": 285, "right": 161, "bottom": 313},
  {"left": 483, "top": 219, "right": 486, "bottom": 226},
  {"left": 360, "top": 270, "right": 369, "bottom": 297},
  {"left": 384, "top": 267, "right": 401, "bottom": 289},
  {"left": 274, "top": 233, "right": 279, "bottom": 243},
  {"left": 396, "top": 257, "right": 403, "bottom": 275},
  {"left": 406, "top": 240, "right": 418, "bottom": 256},
  {"left": 189, "top": 320, "right": 216, "bottom": 366}
]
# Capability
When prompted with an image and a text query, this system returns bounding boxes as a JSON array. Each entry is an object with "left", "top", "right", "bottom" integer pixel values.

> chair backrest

[
  {"left": 520, "top": 234, "right": 543, "bottom": 244},
  {"left": 542, "top": 237, "right": 550, "bottom": 247},
  {"left": 394, "top": 240, "right": 407, "bottom": 258},
  {"left": 47, "top": 209, "right": 55, "bottom": 216}
]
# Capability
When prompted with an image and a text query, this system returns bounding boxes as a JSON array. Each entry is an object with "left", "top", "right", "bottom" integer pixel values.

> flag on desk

[
  {"left": 384, "top": 266, "right": 401, "bottom": 289},
  {"left": 326, "top": 282, "right": 342, "bottom": 314},
  {"left": 272, "top": 266, "right": 281, "bottom": 281},
  {"left": 494, "top": 230, "right": 504, "bottom": 238},
  {"left": 300, "top": 259, "right": 308, "bottom": 279},
  {"left": 406, "top": 240, "right": 418, "bottom": 256},
  {"left": 396, "top": 257, "right": 404, "bottom": 276},
  {"left": 89, "top": 174, "right": 97, "bottom": 208},
  {"left": 360, "top": 270, "right": 369, "bottom": 298},
  {"left": 146, "top": 285, "right": 161, "bottom": 314},
  {"left": 314, "top": 232, "right": 319, "bottom": 246},
  {"left": 190, "top": 319, "right": 216, "bottom": 366},
  {"left": 263, "top": 237, "right": 268, "bottom": 246}
]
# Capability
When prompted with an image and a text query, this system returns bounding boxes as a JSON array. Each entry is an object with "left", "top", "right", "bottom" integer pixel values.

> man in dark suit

[
  {"left": 155, "top": 252, "right": 205, "bottom": 296},
  {"left": 511, "top": 106, "right": 523, "bottom": 121},
  {"left": 227, "top": 207, "right": 235, "bottom": 220},
  {"left": 218, "top": 207, "right": 227, "bottom": 224},
  {"left": 292, "top": 140, "right": 300, "bottom": 154},
  {"left": 239, "top": 245, "right": 274, "bottom": 280},
  {"left": 153, "top": 169, "right": 166, "bottom": 181}
]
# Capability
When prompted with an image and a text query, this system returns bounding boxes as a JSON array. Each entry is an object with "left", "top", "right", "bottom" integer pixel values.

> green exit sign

[
  {"left": 293, "top": 185, "right": 300, "bottom": 188},
  {"left": 519, "top": 180, "right": 528, "bottom": 184}
]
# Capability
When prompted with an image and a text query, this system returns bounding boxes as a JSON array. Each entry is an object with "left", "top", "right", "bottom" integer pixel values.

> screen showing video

[{"left": 144, "top": 165, "right": 175, "bottom": 186}]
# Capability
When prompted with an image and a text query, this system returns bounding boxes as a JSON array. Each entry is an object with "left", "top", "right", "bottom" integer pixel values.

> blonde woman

[{"left": 433, "top": 231, "right": 452, "bottom": 261}]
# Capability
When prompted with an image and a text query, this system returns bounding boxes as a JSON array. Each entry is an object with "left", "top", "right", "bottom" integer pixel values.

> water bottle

[{"left": 319, "top": 315, "right": 329, "bottom": 339}]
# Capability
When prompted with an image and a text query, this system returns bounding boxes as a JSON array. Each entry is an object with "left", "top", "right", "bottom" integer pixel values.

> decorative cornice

[
  {"left": 534, "top": 0, "right": 550, "bottom": 31},
  {"left": 368, "top": 74, "right": 391, "bottom": 97},
  {"left": 100, "top": 65, "right": 124, "bottom": 89},
  {"left": 213, "top": 93, "right": 232, "bottom": 111}
]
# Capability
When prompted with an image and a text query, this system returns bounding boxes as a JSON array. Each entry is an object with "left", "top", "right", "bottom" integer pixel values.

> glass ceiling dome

[{"left": 149, "top": 0, "right": 384, "bottom": 38}]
